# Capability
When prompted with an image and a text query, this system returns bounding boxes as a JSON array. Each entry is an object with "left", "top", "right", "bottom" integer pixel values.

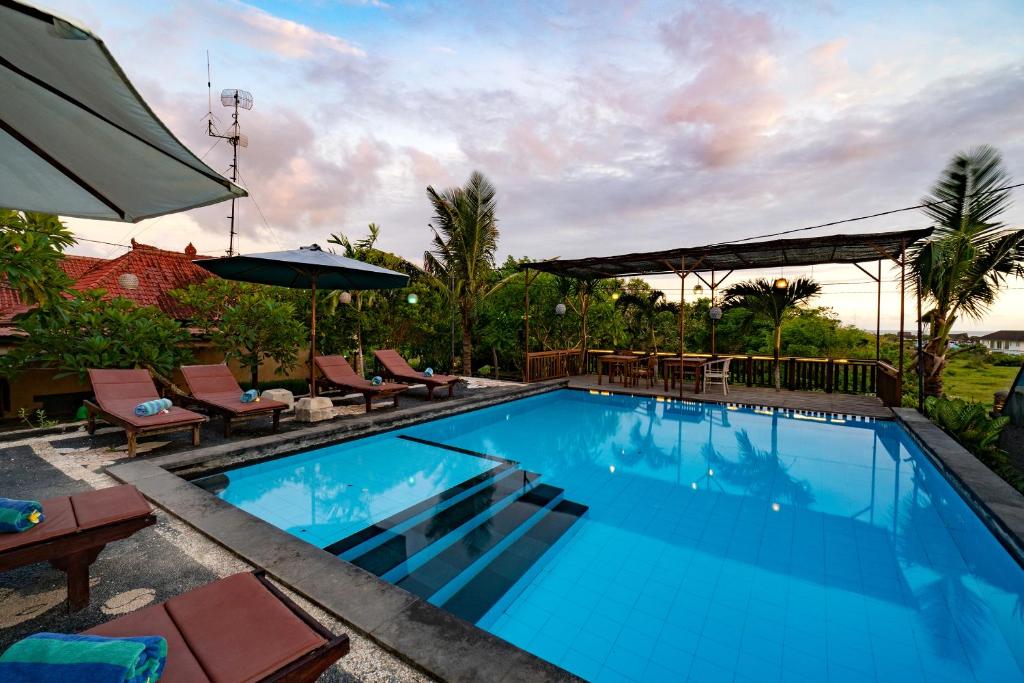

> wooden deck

[{"left": 566, "top": 374, "right": 893, "bottom": 419}]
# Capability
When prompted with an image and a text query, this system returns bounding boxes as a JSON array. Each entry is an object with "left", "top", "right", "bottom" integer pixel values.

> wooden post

[
  {"left": 917, "top": 275, "right": 924, "bottom": 411},
  {"left": 524, "top": 268, "right": 530, "bottom": 382},
  {"left": 309, "top": 275, "right": 318, "bottom": 397},
  {"left": 897, "top": 240, "right": 906, "bottom": 400},
  {"left": 679, "top": 256, "right": 686, "bottom": 399},
  {"left": 876, "top": 259, "right": 882, "bottom": 361}
]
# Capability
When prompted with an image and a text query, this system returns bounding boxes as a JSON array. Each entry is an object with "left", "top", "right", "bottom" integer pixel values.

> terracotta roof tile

[{"left": 0, "top": 241, "right": 214, "bottom": 322}]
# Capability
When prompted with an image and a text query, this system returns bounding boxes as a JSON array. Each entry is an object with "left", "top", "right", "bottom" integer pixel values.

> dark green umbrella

[{"left": 195, "top": 244, "right": 409, "bottom": 396}]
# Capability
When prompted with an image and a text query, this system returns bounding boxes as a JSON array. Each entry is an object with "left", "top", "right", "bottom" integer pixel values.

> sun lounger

[
  {"left": 83, "top": 571, "right": 350, "bottom": 682},
  {"left": 314, "top": 355, "right": 408, "bottom": 412},
  {"left": 179, "top": 364, "right": 287, "bottom": 437},
  {"left": 373, "top": 350, "right": 461, "bottom": 400},
  {"left": 0, "top": 485, "right": 155, "bottom": 612},
  {"left": 85, "top": 369, "right": 207, "bottom": 458}
]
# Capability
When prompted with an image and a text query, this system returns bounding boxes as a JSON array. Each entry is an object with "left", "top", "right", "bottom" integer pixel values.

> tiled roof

[
  {"left": 0, "top": 240, "right": 214, "bottom": 324},
  {"left": 980, "top": 331, "right": 1024, "bottom": 341}
]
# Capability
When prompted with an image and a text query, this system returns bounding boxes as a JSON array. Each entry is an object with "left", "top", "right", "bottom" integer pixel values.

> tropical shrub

[
  {"left": 924, "top": 395, "right": 1020, "bottom": 490},
  {"left": 0, "top": 209, "right": 75, "bottom": 307},
  {"left": 0, "top": 291, "right": 192, "bottom": 381}
]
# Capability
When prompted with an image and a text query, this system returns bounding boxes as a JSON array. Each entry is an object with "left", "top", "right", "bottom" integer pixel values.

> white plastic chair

[{"left": 702, "top": 358, "right": 731, "bottom": 395}]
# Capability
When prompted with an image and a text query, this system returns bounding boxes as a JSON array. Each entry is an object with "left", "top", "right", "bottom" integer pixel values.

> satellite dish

[{"left": 221, "top": 89, "right": 253, "bottom": 110}]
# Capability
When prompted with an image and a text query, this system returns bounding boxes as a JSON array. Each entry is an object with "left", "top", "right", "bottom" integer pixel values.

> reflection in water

[{"left": 702, "top": 420, "right": 815, "bottom": 507}]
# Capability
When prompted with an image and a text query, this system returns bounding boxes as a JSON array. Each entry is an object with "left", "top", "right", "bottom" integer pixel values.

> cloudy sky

[{"left": 49, "top": 0, "right": 1024, "bottom": 331}]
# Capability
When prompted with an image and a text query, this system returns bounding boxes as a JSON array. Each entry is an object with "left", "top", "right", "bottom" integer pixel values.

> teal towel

[
  {"left": 0, "top": 632, "right": 167, "bottom": 683},
  {"left": 133, "top": 398, "right": 171, "bottom": 417},
  {"left": 240, "top": 389, "right": 259, "bottom": 403},
  {"left": 371, "top": 376, "right": 382, "bottom": 386},
  {"left": 424, "top": 367, "right": 434, "bottom": 377},
  {"left": 0, "top": 498, "right": 44, "bottom": 533}
]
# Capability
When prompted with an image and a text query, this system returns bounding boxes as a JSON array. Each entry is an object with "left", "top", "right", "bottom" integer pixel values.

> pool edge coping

[
  {"left": 106, "top": 379, "right": 584, "bottom": 683},
  {"left": 894, "top": 407, "right": 1024, "bottom": 566}
]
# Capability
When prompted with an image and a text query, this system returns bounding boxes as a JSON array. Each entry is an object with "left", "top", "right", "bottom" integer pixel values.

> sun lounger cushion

[
  {"left": 85, "top": 603, "right": 209, "bottom": 683},
  {"left": 0, "top": 632, "right": 167, "bottom": 683},
  {"left": 0, "top": 498, "right": 43, "bottom": 533},
  {"left": 0, "top": 497, "right": 76, "bottom": 553},
  {"left": 165, "top": 573, "right": 326, "bottom": 683}
]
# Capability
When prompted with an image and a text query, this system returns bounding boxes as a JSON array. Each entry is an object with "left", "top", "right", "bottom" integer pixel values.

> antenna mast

[{"left": 205, "top": 57, "right": 252, "bottom": 257}]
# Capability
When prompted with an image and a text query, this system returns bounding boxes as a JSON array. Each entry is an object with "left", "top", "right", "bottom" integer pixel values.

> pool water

[{"left": 209, "top": 390, "right": 1024, "bottom": 682}]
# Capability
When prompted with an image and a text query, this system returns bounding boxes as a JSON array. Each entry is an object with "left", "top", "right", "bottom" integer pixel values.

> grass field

[{"left": 942, "top": 355, "right": 1020, "bottom": 406}]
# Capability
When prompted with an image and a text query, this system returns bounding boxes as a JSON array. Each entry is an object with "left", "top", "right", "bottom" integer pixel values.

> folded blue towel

[
  {"left": 0, "top": 498, "right": 44, "bottom": 533},
  {"left": 424, "top": 367, "right": 434, "bottom": 377},
  {"left": 133, "top": 399, "right": 172, "bottom": 417},
  {"left": 240, "top": 389, "right": 259, "bottom": 403},
  {"left": 371, "top": 376, "right": 383, "bottom": 386},
  {"left": 0, "top": 632, "right": 167, "bottom": 683}
]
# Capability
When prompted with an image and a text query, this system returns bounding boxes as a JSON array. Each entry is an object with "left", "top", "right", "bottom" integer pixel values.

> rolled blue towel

[
  {"left": 240, "top": 389, "right": 259, "bottom": 403},
  {"left": 0, "top": 498, "right": 44, "bottom": 533},
  {"left": 0, "top": 632, "right": 167, "bottom": 683},
  {"left": 424, "top": 367, "right": 434, "bottom": 377},
  {"left": 133, "top": 398, "right": 171, "bottom": 417},
  {"left": 371, "top": 376, "right": 383, "bottom": 386}
]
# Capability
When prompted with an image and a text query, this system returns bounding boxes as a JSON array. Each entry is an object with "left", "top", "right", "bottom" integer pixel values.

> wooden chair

[
  {"left": 374, "top": 349, "right": 461, "bottom": 400},
  {"left": 0, "top": 485, "right": 155, "bottom": 612},
  {"left": 702, "top": 357, "right": 732, "bottom": 395},
  {"left": 315, "top": 355, "right": 408, "bottom": 412},
  {"left": 85, "top": 369, "right": 207, "bottom": 457},
  {"left": 179, "top": 364, "right": 287, "bottom": 437},
  {"left": 632, "top": 354, "right": 658, "bottom": 388}
]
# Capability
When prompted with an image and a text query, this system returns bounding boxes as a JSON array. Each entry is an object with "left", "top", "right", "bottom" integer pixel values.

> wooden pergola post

[
  {"left": 917, "top": 275, "right": 924, "bottom": 411},
  {"left": 876, "top": 260, "right": 882, "bottom": 361},
  {"left": 897, "top": 239, "right": 907, "bottom": 398},
  {"left": 679, "top": 255, "right": 686, "bottom": 356},
  {"left": 523, "top": 267, "right": 531, "bottom": 382}
]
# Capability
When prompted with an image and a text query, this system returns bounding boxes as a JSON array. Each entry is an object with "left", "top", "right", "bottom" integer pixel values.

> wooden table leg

[{"left": 598, "top": 362, "right": 603, "bottom": 385}]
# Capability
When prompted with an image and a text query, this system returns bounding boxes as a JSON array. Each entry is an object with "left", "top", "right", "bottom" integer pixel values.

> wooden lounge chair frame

[
  {"left": 314, "top": 355, "right": 407, "bottom": 412},
  {"left": 373, "top": 349, "right": 461, "bottom": 400},
  {"left": 0, "top": 485, "right": 156, "bottom": 612},
  {"left": 85, "top": 369, "right": 207, "bottom": 458},
  {"left": 179, "top": 364, "right": 286, "bottom": 437},
  {"left": 84, "top": 571, "right": 350, "bottom": 683}
]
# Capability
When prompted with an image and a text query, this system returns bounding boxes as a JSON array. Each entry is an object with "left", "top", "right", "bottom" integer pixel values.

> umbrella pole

[{"left": 310, "top": 275, "right": 318, "bottom": 398}]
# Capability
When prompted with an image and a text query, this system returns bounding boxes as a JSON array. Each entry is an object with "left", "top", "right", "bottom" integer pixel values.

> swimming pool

[{"left": 201, "top": 389, "right": 1024, "bottom": 682}]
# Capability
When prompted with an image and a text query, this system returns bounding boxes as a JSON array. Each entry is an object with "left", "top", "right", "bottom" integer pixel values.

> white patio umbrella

[{"left": 0, "top": 1, "right": 245, "bottom": 221}]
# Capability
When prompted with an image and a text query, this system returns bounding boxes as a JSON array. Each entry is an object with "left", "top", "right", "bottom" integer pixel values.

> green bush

[{"left": 924, "top": 395, "right": 1022, "bottom": 490}]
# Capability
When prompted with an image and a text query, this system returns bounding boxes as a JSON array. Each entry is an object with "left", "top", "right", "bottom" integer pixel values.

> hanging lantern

[
  {"left": 338, "top": 291, "right": 352, "bottom": 305},
  {"left": 555, "top": 303, "right": 566, "bottom": 316},
  {"left": 406, "top": 292, "right": 419, "bottom": 305},
  {"left": 610, "top": 291, "right": 620, "bottom": 301},
  {"left": 709, "top": 306, "right": 723, "bottom": 321},
  {"left": 773, "top": 277, "right": 788, "bottom": 289},
  {"left": 693, "top": 284, "right": 704, "bottom": 297},
  {"left": 117, "top": 273, "right": 139, "bottom": 290}
]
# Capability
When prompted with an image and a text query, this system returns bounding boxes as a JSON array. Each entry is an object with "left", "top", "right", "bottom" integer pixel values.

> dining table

[
  {"left": 596, "top": 354, "right": 641, "bottom": 387},
  {"left": 662, "top": 356, "right": 706, "bottom": 393}
]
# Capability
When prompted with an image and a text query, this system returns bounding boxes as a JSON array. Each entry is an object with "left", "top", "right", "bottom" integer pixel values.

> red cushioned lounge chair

[
  {"left": 179, "top": 364, "right": 287, "bottom": 437},
  {"left": 85, "top": 571, "right": 350, "bottom": 682},
  {"left": 314, "top": 355, "right": 407, "bottom": 412},
  {"left": 0, "top": 485, "right": 155, "bottom": 612},
  {"left": 85, "top": 369, "right": 207, "bottom": 458},
  {"left": 373, "top": 349, "right": 461, "bottom": 400}
]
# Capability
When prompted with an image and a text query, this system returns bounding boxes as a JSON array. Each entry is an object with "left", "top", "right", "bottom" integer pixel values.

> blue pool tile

[{"left": 686, "top": 656, "right": 734, "bottom": 683}]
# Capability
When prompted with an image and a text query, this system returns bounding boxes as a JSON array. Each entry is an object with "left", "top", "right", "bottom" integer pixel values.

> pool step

[
  {"left": 439, "top": 499, "right": 589, "bottom": 624},
  {"left": 394, "top": 483, "right": 565, "bottom": 600},
  {"left": 349, "top": 469, "right": 541, "bottom": 577}
]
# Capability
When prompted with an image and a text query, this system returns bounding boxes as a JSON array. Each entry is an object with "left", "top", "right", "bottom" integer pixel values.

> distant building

[{"left": 979, "top": 331, "right": 1024, "bottom": 356}]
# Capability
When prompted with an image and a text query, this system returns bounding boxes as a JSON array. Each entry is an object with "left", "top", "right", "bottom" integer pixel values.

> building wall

[{"left": 983, "top": 339, "right": 1024, "bottom": 356}]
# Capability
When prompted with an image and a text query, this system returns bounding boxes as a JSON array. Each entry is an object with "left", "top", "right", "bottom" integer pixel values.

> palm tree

[
  {"left": 614, "top": 288, "right": 678, "bottom": 353},
  {"left": 423, "top": 171, "right": 503, "bottom": 375},
  {"left": 910, "top": 145, "right": 1024, "bottom": 398},
  {"left": 722, "top": 277, "right": 821, "bottom": 390}
]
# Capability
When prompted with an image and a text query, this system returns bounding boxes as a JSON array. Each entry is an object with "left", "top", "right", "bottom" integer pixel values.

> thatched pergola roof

[{"left": 520, "top": 227, "right": 933, "bottom": 278}]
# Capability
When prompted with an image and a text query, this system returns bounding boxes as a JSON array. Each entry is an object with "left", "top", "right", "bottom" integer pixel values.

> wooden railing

[
  {"left": 525, "top": 349, "right": 584, "bottom": 382},
  {"left": 534, "top": 348, "right": 894, "bottom": 398},
  {"left": 875, "top": 361, "right": 902, "bottom": 407}
]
